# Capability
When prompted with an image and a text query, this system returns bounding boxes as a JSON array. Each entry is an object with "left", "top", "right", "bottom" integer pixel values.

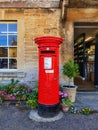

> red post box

[{"left": 35, "top": 36, "right": 63, "bottom": 117}]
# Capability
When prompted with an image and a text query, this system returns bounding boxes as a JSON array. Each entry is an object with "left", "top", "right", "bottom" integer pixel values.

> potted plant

[
  {"left": 59, "top": 91, "right": 74, "bottom": 112},
  {"left": 62, "top": 59, "right": 80, "bottom": 102}
]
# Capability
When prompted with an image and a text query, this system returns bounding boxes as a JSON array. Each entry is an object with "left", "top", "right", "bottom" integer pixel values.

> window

[{"left": 0, "top": 22, "right": 17, "bottom": 69}]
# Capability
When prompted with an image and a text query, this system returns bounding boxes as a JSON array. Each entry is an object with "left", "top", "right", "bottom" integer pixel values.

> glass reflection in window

[
  {"left": 9, "top": 47, "right": 17, "bottom": 57},
  {"left": 0, "top": 24, "right": 7, "bottom": 34},
  {"left": 0, "top": 23, "right": 17, "bottom": 69},
  {"left": 0, "top": 36, "right": 7, "bottom": 46},
  {"left": 8, "top": 24, "right": 17, "bottom": 32},
  {"left": 9, "top": 59, "right": 17, "bottom": 69},
  {"left": 0, "top": 47, "right": 8, "bottom": 57},
  {"left": 8, "top": 35, "right": 17, "bottom": 46},
  {"left": 0, "top": 59, "right": 8, "bottom": 69}
]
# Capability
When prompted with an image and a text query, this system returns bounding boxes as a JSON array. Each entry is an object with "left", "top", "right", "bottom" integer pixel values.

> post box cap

[{"left": 35, "top": 36, "right": 63, "bottom": 46}]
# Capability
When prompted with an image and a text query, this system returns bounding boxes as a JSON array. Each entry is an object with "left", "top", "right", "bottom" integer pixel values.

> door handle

[{"left": 54, "top": 78, "right": 57, "bottom": 80}]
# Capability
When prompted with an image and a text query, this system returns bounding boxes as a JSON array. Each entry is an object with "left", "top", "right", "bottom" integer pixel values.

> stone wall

[
  {"left": 1, "top": 1, "right": 98, "bottom": 87},
  {"left": 0, "top": 8, "right": 64, "bottom": 87},
  {"left": 0, "top": 0, "right": 60, "bottom": 8}
]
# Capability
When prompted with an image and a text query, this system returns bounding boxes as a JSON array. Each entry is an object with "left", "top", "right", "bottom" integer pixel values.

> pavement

[
  {"left": 0, "top": 92, "right": 98, "bottom": 130},
  {"left": 76, "top": 92, "right": 98, "bottom": 110}
]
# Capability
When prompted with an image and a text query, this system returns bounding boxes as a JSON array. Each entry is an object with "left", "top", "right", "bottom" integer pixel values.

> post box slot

[{"left": 41, "top": 51, "right": 55, "bottom": 54}]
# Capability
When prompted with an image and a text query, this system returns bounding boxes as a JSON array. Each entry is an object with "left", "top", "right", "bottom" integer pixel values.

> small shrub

[
  {"left": 63, "top": 59, "right": 79, "bottom": 86},
  {"left": 26, "top": 87, "right": 38, "bottom": 109},
  {"left": 0, "top": 79, "right": 32, "bottom": 100},
  {"left": 81, "top": 107, "right": 91, "bottom": 115}
]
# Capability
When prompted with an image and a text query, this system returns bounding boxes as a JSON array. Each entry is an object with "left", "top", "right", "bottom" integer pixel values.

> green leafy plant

[
  {"left": 26, "top": 87, "right": 38, "bottom": 109},
  {"left": 0, "top": 96, "right": 3, "bottom": 105},
  {"left": 0, "top": 79, "right": 38, "bottom": 109},
  {"left": 59, "top": 91, "right": 74, "bottom": 106},
  {"left": 0, "top": 79, "right": 32, "bottom": 100},
  {"left": 69, "top": 106, "right": 79, "bottom": 114},
  {"left": 0, "top": 79, "right": 19, "bottom": 94},
  {"left": 81, "top": 107, "right": 91, "bottom": 115},
  {"left": 63, "top": 59, "right": 79, "bottom": 87},
  {"left": 62, "top": 97, "right": 74, "bottom": 106}
]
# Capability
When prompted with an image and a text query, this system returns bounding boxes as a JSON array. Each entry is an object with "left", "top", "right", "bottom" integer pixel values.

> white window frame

[{"left": 0, "top": 22, "right": 17, "bottom": 71}]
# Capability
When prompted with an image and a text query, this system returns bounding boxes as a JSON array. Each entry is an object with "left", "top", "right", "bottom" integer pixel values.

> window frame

[{"left": 0, "top": 22, "right": 17, "bottom": 71}]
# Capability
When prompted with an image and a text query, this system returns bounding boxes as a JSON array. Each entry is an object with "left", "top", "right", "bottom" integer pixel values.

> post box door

[{"left": 39, "top": 54, "right": 59, "bottom": 105}]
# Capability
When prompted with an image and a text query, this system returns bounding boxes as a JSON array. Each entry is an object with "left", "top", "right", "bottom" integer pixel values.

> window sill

[{"left": 0, "top": 71, "right": 25, "bottom": 78}]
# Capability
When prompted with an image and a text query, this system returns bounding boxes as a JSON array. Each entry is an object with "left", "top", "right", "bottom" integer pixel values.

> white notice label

[
  {"left": 44, "top": 57, "right": 52, "bottom": 69},
  {"left": 45, "top": 70, "right": 54, "bottom": 73}
]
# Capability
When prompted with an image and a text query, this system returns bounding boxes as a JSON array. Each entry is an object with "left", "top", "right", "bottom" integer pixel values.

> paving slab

[{"left": 76, "top": 92, "right": 98, "bottom": 110}]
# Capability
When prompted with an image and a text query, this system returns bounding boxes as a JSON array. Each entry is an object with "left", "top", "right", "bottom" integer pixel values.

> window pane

[
  {"left": 0, "top": 23, "right": 17, "bottom": 70},
  {"left": 0, "top": 59, "right": 8, "bottom": 69},
  {"left": 9, "top": 47, "right": 17, "bottom": 57},
  {"left": 0, "top": 47, "right": 8, "bottom": 57},
  {"left": 0, "top": 24, "right": 7, "bottom": 34},
  {"left": 9, "top": 59, "right": 17, "bottom": 69},
  {"left": 8, "top": 35, "right": 17, "bottom": 46},
  {"left": 8, "top": 24, "right": 17, "bottom": 32},
  {"left": 0, "top": 36, "right": 7, "bottom": 46}
]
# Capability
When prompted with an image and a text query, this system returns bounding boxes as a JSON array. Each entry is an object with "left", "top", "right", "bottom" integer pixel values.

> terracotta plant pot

[{"left": 62, "top": 104, "right": 70, "bottom": 112}]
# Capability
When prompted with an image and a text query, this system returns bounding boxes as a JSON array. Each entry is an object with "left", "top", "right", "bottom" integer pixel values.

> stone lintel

[{"left": 0, "top": 1, "right": 60, "bottom": 8}]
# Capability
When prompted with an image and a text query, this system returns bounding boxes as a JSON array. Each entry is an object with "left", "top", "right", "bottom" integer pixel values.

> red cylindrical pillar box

[{"left": 35, "top": 36, "right": 63, "bottom": 117}]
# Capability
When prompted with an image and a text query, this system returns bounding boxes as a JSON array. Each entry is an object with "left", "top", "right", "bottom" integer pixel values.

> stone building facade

[
  {"left": 65, "top": 0, "right": 98, "bottom": 87},
  {"left": 0, "top": 0, "right": 98, "bottom": 87},
  {"left": 0, "top": 0, "right": 65, "bottom": 87}
]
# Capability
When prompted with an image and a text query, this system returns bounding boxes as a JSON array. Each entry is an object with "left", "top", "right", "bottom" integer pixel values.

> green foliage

[
  {"left": 59, "top": 91, "right": 74, "bottom": 107},
  {"left": 62, "top": 97, "right": 74, "bottom": 106},
  {"left": 10, "top": 79, "right": 19, "bottom": 86},
  {"left": 0, "top": 79, "right": 32, "bottom": 100},
  {"left": 69, "top": 106, "right": 79, "bottom": 114},
  {"left": 0, "top": 79, "right": 38, "bottom": 109},
  {"left": 63, "top": 59, "right": 79, "bottom": 79},
  {"left": 0, "top": 79, "right": 19, "bottom": 94},
  {"left": 81, "top": 107, "right": 91, "bottom": 115},
  {"left": 0, "top": 96, "right": 3, "bottom": 105},
  {"left": 26, "top": 86, "right": 38, "bottom": 109}
]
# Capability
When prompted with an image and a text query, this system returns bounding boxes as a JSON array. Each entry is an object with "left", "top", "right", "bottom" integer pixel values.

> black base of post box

[{"left": 38, "top": 103, "right": 60, "bottom": 118}]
